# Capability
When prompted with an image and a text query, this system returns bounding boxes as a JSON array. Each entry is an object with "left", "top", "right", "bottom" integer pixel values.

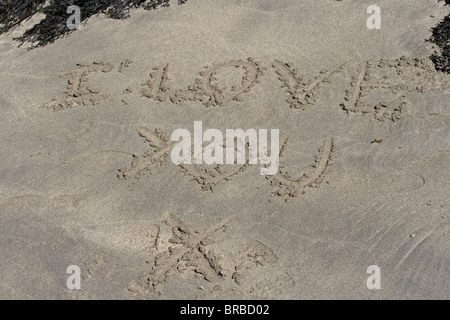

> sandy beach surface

[{"left": 0, "top": 0, "right": 449, "bottom": 299}]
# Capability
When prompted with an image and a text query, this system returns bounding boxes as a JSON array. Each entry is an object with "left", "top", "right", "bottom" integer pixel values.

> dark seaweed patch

[
  {"left": 429, "top": 0, "right": 450, "bottom": 73},
  {"left": 0, "top": 0, "right": 179, "bottom": 48}
]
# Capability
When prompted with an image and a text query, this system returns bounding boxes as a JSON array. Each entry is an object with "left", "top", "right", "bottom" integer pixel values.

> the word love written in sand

[
  {"left": 171, "top": 121, "right": 280, "bottom": 176},
  {"left": 42, "top": 57, "right": 450, "bottom": 122}
]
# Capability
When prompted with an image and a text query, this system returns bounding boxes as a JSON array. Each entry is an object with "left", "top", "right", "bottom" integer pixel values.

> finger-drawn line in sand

[
  {"left": 273, "top": 59, "right": 347, "bottom": 110},
  {"left": 342, "top": 61, "right": 369, "bottom": 113},
  {"left": 42, "top": 62, "right": 114, "bottom": 111},
  {"left": 141, "top": 63, "right": 172, "bottom": 102},
  {"left": 341, "top": 57, "right": 450, "bottom": 121},
  {"left": 117, "top": 127, "right": 173, "bottom": 179},
  {"left": 141, "top": 58, "right": 265, "bottom": 107},
  {"left": 268, "top": 136, "right": 335, "bottom": 200},
  {"left": 118, "top": 128, "right": 250, "bottom": 191},
  {"left": 127, "top": 214, "right": 282, "bottom": 298}
]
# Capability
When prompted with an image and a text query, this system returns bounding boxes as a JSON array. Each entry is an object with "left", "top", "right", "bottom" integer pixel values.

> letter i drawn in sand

[{"left": 42, "top": 61, "right": 114, "bottom": 111}]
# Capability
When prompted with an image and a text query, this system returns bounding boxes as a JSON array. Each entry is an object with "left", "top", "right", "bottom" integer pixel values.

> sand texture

[{"left": 0, "top": 0, "right": 449, "bottom": 299}]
